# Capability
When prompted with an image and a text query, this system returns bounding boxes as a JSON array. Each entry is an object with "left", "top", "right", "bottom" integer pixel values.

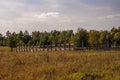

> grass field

[
  {"left": 0, "top": 47, "right": 11, "bottom": 52},
  {"left": 0, "top": 48, "right": 120, "bottom": 80}
]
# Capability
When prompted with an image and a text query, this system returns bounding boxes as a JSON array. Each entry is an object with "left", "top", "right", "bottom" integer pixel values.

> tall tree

[
  {"left": 51, "top": 30, "right": 60, "bottom": 45},
  {"left": 7, "top": 33, "right": 17, "bottom": 51},
  {"left": 110, "top": 27, "right": 120, "bottom": 46},
  {"left": 6, "top": 30, "right": 11, "bottom": 37},
  {"left": 59, "top": 31, "right": 67, "bottom": 44},
  {"left": 23, "top": 30, "right": 31, "bottom": 45},
  {"left": 114, "top": 32, "right": 120, "bottom": 46},
  {"left": 99, "top": 31, "right": 111, "bottom": 48},
  {"left": 88, "top": 30, "right": 100, "bottom": 47},
  {"left": 32, "top": 31, "right": 40, "bottom": 45},
  {"left": 0, "top": 33, "right": 3, "bottom": 46},
  {"left": 66, "top": 30, "right": 74, "bottom": 44},
  {"left": 40, "top": 32, "right": 49, "bottom": 45},
  {"left": 16, "top": 31, "right": 24, "bottom": 46},
  {"left": 74, "top": 28, "right": 88, "bottom": 47}
]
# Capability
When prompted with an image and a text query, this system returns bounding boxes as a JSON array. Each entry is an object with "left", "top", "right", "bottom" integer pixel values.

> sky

[{"left": 0, "top": 0, "right": 120, "bottom": 35}]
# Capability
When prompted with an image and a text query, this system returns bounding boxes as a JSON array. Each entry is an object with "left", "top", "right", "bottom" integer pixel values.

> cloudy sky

[{"left": 0, "top": 0, "right": 120, "bottom": 35}]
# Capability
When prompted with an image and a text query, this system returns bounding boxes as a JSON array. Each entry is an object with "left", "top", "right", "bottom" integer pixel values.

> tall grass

[
  {"left": 0, "top": 46, "right": 11, "bottom": 52},
  {"left": 0, "top": 50, "right": 120, "bottom": 80}
]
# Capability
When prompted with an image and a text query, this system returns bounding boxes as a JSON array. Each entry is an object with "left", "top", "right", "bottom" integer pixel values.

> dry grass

[
  {"left": 0, "top": 47, "right": 11, "bottom": 52},
  {"left": 0, "top": 50, "right": 120, "bottom": 80}
]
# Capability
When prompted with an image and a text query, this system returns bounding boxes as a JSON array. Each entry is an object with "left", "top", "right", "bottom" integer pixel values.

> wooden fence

[
  {"left": 16, "top": 44, "right": 120, "bottom": 52},
  {"left": 16, "top": 44, "right": 74, "bottom": 52}
]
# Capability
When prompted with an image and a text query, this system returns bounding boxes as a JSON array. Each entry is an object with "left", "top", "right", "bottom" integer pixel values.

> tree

[
  {"left": 7, "top": 34, "right": 17, "bottom": 52},
  {"left": 110, "top": 27, "right": 118, "bottom": 44},
  {"left": 50, "top": 30, "right": 60, "bottom": 45},
  {"left": 59, "top": 31, "right": 67, "bottom": 44},
  {"left": 74, "top": 28, "right": 88, "bottom": 47},
  {"left": 6, "top": 30, "right": 11, "bottom": 37},
  {"left": 23, "top": 30, "right": 31, "bottom": 45},
  {"left": 118, "top": 26, "right": 120, "bottom": 31},
  {"left": 88, "top": 30, "right": 100, "bottom": 47},
  {"left": 114, "top": 32, "right": 120, "bottom": 46},
  {"left": 111, "top": 27, "right": 118, "bottom": 36},
  {"left": 16, "top": 31, "right": 24, "bottom": 46},
  {"left": 66, "top": 30, "right": 74, "bottom": 44},
  {"left": 0, "top": 33, "right": 3, "bottom": 46},
  {"left": 99, "top": 31, "right": 111, "bottom": 48},
  {"left": 48, "top": 32, "right": 54, "bottom": 45},
  {"left": 40, "top": 32, "right": 49, "bottom": 45},
  {"left": 1, "top": 26, "right": 120, "bottom": 49},
  {"left": 32, "top": 31, "right": 40, "bottom": 45}
]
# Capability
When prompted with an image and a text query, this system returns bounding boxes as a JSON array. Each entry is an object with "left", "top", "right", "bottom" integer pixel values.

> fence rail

[
  {"left": 16, "top": 44, "right": 74, "bottom": 52},
  {"left": 16, "top": 44, "right": 120, "bottom": 52}
]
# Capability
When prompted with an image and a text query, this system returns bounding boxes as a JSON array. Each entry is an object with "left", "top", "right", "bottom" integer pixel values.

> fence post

[
  {"left": 59, "top": 44, "right": 61, "bottom": 51},
  {"left": 64, "top": 44, "right": 66, "bottom": 50},
  {"left": 68, "top": 43, "right": 70, "bottom": 50}
]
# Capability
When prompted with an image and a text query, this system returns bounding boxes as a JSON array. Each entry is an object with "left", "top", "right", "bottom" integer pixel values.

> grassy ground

[
  {"left": 0, "top": 46, "right": 11, "bottom": 52},
  {"left": 0, "top": 49, "right": 120, "bottom": 80}
]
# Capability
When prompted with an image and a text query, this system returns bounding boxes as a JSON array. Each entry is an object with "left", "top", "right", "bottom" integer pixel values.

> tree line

[{"left": 0, "top": 27, "right": 120, "bottom": 51}]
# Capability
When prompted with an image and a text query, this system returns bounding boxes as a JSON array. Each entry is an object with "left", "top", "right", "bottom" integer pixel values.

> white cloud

[
  {"left": 35, "top": 12, "right": 60, "bottom": 19},
  {"left": 15, "top": 12, "right": 68, "bottom": 23},
  {"left": 98, "top": 14, "right": 120, "bottom": 20}
]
